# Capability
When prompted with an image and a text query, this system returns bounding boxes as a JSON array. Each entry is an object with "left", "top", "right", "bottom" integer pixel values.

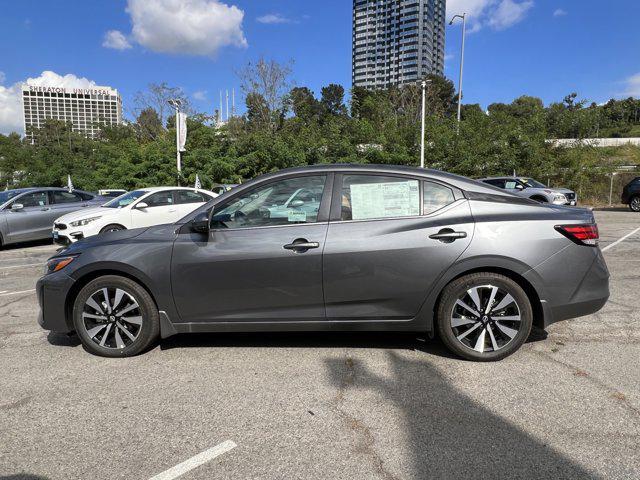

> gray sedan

[
  {"left": 479, "top": 177, "right": 577, "bottom": 205},
  {"left": 37, "top": 165, "right": 609, "bottom": 361},
  {"left": 0, "top": 188, "right": 106, "bottom": 247}
]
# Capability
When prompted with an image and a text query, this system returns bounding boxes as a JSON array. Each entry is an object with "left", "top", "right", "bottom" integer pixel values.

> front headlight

[
  {"left": 553, "top": 194, "right": 567, "bottom": 203},
  {"left": 44, "top": 256, "right": 77, "bottom": 275},
  {"left": 69, "top": 216, "right": 101, "bottom": 227}
]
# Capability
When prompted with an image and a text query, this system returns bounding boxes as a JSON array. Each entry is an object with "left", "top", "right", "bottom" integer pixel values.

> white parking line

[
  {"left": 0, "top": 289, "right": 36, "bottom": 296},
  {"left": 602, "top": 226, "right": 640, "bottom": 253},
  {"left": 0, "top": 263, "right": 43, "bottom": 270},
  {"left": 148, "top": 441, "right": 237, "bottom": 480}
]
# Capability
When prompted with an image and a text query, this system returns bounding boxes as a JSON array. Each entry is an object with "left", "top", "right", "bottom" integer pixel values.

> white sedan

[{"left": 52, "top": 187, "right": 217, "bottom": 245}]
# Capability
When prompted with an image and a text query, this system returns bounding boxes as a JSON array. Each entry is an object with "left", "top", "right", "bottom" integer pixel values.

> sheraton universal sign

[{"left": 23, "top": 85, "right": 117, "bottom": 96}]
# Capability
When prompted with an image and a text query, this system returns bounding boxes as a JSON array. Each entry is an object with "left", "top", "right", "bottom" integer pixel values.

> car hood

[
  {"left": 55, "top": 206, "right": 121, "bottom": 224},
  {"left": 60, "top": 226, "right": 150, "bottom": 255}
]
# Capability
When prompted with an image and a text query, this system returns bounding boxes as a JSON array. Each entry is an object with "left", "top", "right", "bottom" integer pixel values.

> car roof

[
  {"left": 243, "top": 164, "right": 509, "bottom": 197},
  {"left": 138, "top": 186, "right": 213, "bottom": 192}
]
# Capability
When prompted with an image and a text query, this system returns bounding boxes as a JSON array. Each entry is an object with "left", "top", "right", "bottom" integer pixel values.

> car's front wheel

[
  {"left": 100, "top": 224, "right": 126, "bottom": 234},
  {"left": 629, "top": 196, "right": 640, "bottom": 212},
  {"left": 436, "top": 273, "right": 533, "bottom": 361},
  {"left": 72, "top": 275, "right": 159, "bottom": 357}
]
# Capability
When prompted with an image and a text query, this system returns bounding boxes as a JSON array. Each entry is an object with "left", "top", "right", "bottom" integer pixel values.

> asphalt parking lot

[{"left": 1, "top": 210, "right": 639, "bottom": 480}]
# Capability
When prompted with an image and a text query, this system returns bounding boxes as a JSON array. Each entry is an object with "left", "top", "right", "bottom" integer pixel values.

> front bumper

[
  {"left": 52, "top": 228, "right": 83, "bottom": 246},
  {"left": 36, "top": 271, "right": 76, "bottom": 334}
]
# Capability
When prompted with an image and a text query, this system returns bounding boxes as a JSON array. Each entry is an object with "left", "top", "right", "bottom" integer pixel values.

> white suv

[{"left": 52, "top": 187, "right": 216, "bottom": 245}]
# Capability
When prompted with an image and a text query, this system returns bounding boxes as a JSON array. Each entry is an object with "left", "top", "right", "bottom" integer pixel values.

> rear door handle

[
  {"left": 283, "top": 239, "right": 320, "bottom": 252},
  {"left": 429, "top": 229, "right": 467, "bottom": 243}
]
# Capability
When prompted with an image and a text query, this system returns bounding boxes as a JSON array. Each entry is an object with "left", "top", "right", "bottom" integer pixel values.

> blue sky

[{"left": 0, "top": 0, "right": 639, "bottom": 134}]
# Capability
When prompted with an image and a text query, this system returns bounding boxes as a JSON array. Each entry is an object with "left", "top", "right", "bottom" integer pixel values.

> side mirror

[
  {"left": 515, "top": 184, "right": 525, "bottom": 190},
  {"left": 135, "top": 202, "right": 149, "bottom": 210},
  {"left": 289, "top": 199, "right": 305, "bottom": 208},
  {"left": 11, "top": 203, "right": 24, "bottom": 211},
  {"left": 191, "top": 212, "right": 209, "bottom": 234}
]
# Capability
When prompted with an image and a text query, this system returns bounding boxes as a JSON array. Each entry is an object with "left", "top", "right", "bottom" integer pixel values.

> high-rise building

[
  {"left": 352, "top": 0, "right": 446, "bottom": 89},
  {"left": 22, "top": 84, "right": 123, "bottom": 141}
]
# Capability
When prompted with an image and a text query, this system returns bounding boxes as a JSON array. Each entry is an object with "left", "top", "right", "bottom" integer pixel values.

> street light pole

[
  {"left": 168, "top": 99, "right": 182, "bottom": 184},
  {"left": 449, "top": 13, "right": 466, "bottom": 132},
  {"left": 420, "top": 80, "right": 427, "bottom": 169}
]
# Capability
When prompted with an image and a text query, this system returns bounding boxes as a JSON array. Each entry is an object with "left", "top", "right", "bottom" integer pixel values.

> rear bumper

[
  {"left": 526, "top": 246, "right": 609, "bottom": 328},
  {"left": 36, "top": 271, "right": 76, "bottom": 334}
]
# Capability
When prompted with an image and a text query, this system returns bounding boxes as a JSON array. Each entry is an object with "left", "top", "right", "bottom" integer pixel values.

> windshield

[
  {"left": 103, "top": 190, "right": 147, "bottom": 208},
  {"left": 521, "top": 178, "right": 547, "bottom": 188},
  {"left": 0, "top": 190, "right": 27, "bottom": 204}
]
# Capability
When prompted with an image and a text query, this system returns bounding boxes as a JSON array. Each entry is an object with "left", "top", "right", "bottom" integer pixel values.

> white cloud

[
  {"left": 124, "top": 0, "right": 247, "bottom": 57},
  {"left": 553, "top": 8, "right": 567, "bottom": 17},
  {"left": 0, "top": 71, "right": 98, "bottom": 136},
  {"left": 622, "top": 72, "right": 640, "bottom": 97},
  {"left": 257, "top": 13, "right": 292, "bottom": 24},
  {"left": 192, "top": 90, "right": 208, "bottom": 101},
  {"left": 488, "top": 0, "right": 533, "bottom": 30},
  {"left": 102, "top": 30, "right": 132, "bottom": 50},
  {"left": 447, "top": 0, "right": 534, "bottom": 32}
]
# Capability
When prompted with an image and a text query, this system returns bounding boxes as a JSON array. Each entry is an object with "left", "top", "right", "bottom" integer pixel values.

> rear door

[
  {"left": 323, "top": 173, "right": 474, "bottom": 321},
  {"left": 49, "top": 190, "right": 90, "bottom": 220},
  {"left": 5, "top": 190, "right": 52, "bottom": 242}
]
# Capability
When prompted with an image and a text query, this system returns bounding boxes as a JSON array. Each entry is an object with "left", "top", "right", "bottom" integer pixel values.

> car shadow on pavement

[
  {"left": 323, "top": 350, "right": 596, "bottom": 479},
  {"left": 158, "top": 326, "right": 549, "bottom": 359},
  {"left": 0, "top": 239, "right": 54, "bottom": 251},
  {"left": 46, "top": 332, "right": 80, "bottom": 347}
]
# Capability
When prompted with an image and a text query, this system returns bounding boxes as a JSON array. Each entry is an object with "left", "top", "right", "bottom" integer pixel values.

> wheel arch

[
  {"left": 65, "top": 265, "right": 160, "bottom": 332},
  {"left": 99, "top": 223, "right": 127, "bottom": 234},
  {"left": 419, "top": 258, "right": 546, "bottom": 333},
  {"left": 529, "top": 195, "right": 548, "bottom": 203}
]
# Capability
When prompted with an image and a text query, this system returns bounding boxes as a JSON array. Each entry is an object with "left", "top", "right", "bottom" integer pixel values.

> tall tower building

[{"left": 352, "top": 0, "right": 446, "bottom": 89}]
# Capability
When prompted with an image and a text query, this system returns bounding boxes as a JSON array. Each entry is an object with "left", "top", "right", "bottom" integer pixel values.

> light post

[
  {"left": 449, "top": 13, "right": 466, "bottom": 132},
  {"left": 420, "top": 79, "right": 432, "bottom": 169},
  {"left": 168, "top": 99, "right": 183, "bottom": 183}
]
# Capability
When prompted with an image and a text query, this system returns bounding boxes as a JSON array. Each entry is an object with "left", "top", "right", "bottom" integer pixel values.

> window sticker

[
  {"left": 288, "top": 210, "right": 307, "bottom": 223},
  {"left": 350, "top": 181, "right": 419, "bottom": 220}
]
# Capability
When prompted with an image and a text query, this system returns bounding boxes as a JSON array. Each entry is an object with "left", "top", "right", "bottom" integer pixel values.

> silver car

[
  {"left": 479, "top": 177, "right": 577, "bottom": 205},
  {"left": 0, "top": 187, "right": 106, "bottom": 247}
]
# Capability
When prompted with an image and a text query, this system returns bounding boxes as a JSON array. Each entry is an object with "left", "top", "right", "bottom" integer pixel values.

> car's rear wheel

[
  {"left": 436, "top": 273, "right": 533, "bottom": 361},
  {"left": 100, "top": 224, "right": 126, "bottom": 234},
  {"left": 73, "top": 275, "right": 159, "bottom": 357},
  {"left": 629, "top": 196, "right": 640, "bottom": 212}
]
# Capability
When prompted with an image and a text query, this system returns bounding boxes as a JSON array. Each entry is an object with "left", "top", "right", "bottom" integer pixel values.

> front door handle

[
  {"left": 283, "top": 239, "right": 320, "bottom": 252},
  {"left": 429, "top": 229, "right": 467, "bottom": 243}
]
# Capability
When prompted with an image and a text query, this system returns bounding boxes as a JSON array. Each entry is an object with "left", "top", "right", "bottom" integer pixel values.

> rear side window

[
  {"left": 423, "top": 181, "right": 456, "bottom": 214},
  {"left": 340, "top": 175, "right": 420, "bottom": 221},
  {"left": 78, "top": 192, "right": 94, "bottom": 201},
  {"left": 51, "top": 191, "right": 83, "bottom": 204},
  {"left": 484, "top": 179, "right": 505, "bottom": 188},
  {"left": 176, "top": 190, "right": 210, "bottom": 204},
  {"left": 504, "top": 180, "right": 519, "bottom": 189}
]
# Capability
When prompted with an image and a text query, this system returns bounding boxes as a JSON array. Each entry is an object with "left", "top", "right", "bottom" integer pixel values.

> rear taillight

[{"left": 555, "top": 224, "right": 599, "bottom": 247}]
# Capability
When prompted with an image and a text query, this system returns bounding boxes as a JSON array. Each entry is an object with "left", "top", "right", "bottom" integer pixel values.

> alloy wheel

[
  {"left": 450, "top": 284, "right": 522, "bottom": 354},
  {"left": 631, "top": 197, "right": 640, "bottom": 212},
  {"left": 82, "top": 287, "right": 143, "bottom": 350}
]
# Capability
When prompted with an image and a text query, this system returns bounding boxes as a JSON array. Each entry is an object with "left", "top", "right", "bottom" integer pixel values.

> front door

[
  {"left": 171, "top": 174, "right": 330, "bottom": 324},
  {"left": 323, "top": 174, "right": 474, "bottom": 321},
  {"left": 131, "top": 190, "right": 179, "bottom": 228},
  {"left": 49, "top": 190, "right": 89, "bottom": 220},
  {"left": 5, "top": 190, "right": 52, "bottom": 242}
]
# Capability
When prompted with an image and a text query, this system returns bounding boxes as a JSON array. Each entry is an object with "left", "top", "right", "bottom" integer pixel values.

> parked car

[
  {"left": 52, "top": 187, "right": 216, "bottom": 245},
  {"left": 479, "top": 177, "right": 577, "bottom": 205},
  {"left": 0, "top": 187, "right": 106, "bottom": 247},
  {"left": 621, "top": 177, "right": 640, "bottom": 212},
  {"left": 98, "top": 189, "right": 127, "bottom": 198},
  {"left": 37, "top": 165, "right": 609, "bottom": 361}
]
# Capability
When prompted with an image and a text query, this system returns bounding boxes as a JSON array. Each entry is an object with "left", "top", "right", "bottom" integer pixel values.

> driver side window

[{"left": 211, "top": 175, "right": 326, "bottom": 229}]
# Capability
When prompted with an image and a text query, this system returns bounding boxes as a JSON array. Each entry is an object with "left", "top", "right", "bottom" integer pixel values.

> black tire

[
  {"left": 629, "top": 196, "right": 640, "bottom": 212},
  {"left": 100, "top": 224, "right": 126, "bottom": 234},
  {"left": 436, "top": 272, "right": 533, "bottom": 361},
  {"left": 72, "top": 275, "right": 159, "bottom": 357}
]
